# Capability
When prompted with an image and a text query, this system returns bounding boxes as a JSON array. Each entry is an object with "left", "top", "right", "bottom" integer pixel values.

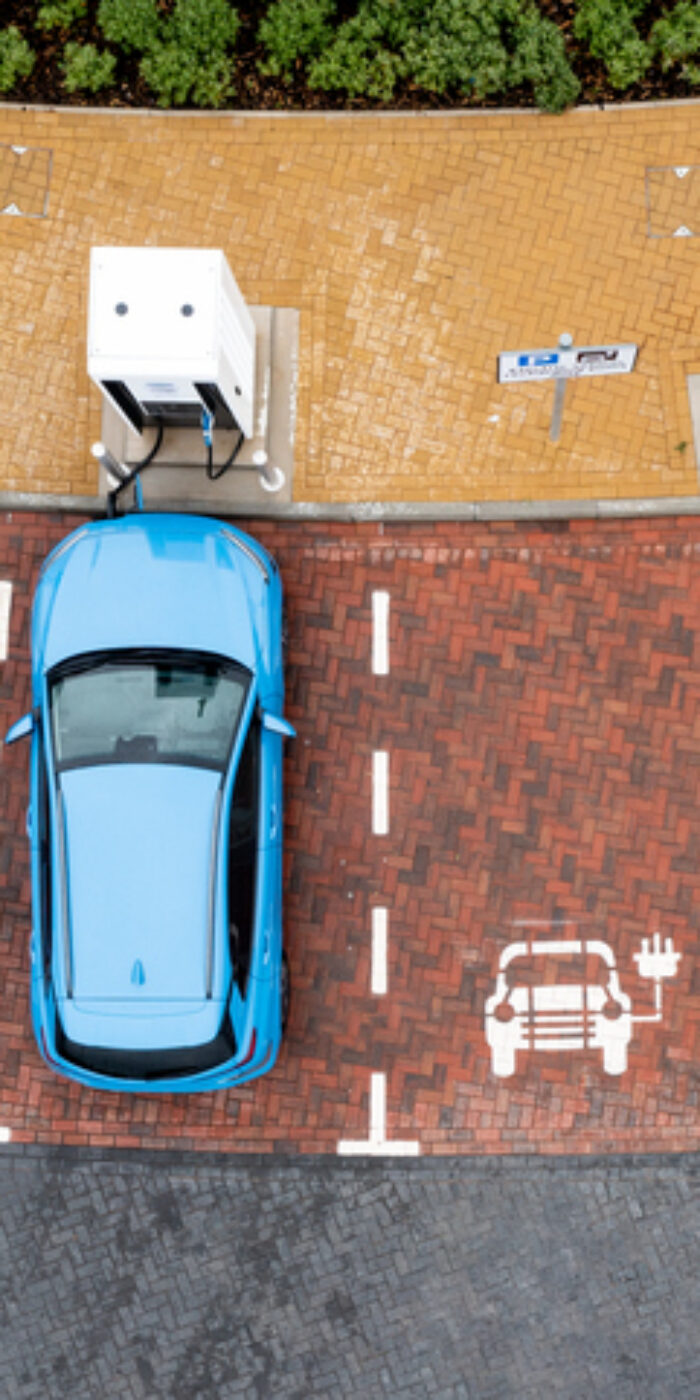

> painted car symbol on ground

[{"left": 485, "top": 933, "right": 680, "bottom": 1078}]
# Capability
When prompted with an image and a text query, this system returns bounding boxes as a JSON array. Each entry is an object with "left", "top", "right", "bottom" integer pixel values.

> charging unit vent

[{"left": 87, "top": 247, "right": 256, "bottom": 439}]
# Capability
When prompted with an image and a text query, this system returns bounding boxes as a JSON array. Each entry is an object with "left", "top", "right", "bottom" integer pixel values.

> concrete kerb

[
  {"left": 0, "top": 1140, "right": 698, "bottom": 1174},
  {"left": 3, "top": 489, "right": 700, "bottom": 524},
  {"left": 4, "top": 96, "right": 700, "bottom": 119}
]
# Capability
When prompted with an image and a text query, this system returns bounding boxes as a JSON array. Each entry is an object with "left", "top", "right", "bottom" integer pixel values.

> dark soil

[{"left": 3, "top": 0, "right": 699, "bottom": 111}]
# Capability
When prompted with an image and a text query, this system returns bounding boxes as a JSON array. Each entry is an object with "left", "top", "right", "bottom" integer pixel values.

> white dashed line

[
  {"left": 371, "top": 907, "right": 388, "bottom": 995},
  {"left": 337, "top": 1073, "right": 420, "bottom": 1157},
  {"left": 339, "top": 587, "right": 420, "bottom": 1156},
  {"left": 0, "top": 581, "right": 12, "bottom": 660},
  {"left": 372, "top": 750, "right": 389, "bottom": 835},
  {"left": 372, "top": 590, "right": 390, "bottom": 675}
]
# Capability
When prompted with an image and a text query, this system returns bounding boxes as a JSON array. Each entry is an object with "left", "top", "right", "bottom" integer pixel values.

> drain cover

[
  {"left": 646, "top": 165, "right": 700, "bottom": 238},
  {"left": 0, "top": 144, "right": 52, "bottom": 219}
]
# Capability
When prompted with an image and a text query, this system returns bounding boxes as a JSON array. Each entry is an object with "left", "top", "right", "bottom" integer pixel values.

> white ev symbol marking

[{"left": 484, "top": 934, "right": 680, "bottom": 1078}]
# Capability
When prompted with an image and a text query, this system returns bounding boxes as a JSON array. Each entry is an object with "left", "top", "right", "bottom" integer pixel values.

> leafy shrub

[
  {"left": 97, "top": 0, "right": 160, "bottom": 53},
  {"left": 61, "top": 41, "right": 116, "bottom": 92},
  {"left": 258, "top": 0, "right": 336, "bottom": 80},
  {"left": 573, "top": 0, "right": 651, "bottom": 90},
  {"left": 309, "top": 0, "right": 411, "bottom": 101},
  {"left": 0, "top": 26, "right": 35, "bottom": 93},
  {"left": 139, "top": 42, "right": 202, "bottom": 105},
  {"left": 36, "top": 0, "right": 86, "bottom": 31},
  {"left": 402, "top": 0, "right": 517, "bottom": 97},
  {"left": 140, "top": 0, "right": 239, "bottom": 106},
  {"left": 510, "top": 6, "right": 581, "bottom": 112},
  {"left": 99, "top": 0, "right": 239, "bottom": 107},
  {"left": 651, "top": 0, "right": 700, "bottom": 81},
  {"left": 140, "top": 41, "right": 234, "bottom": 106},
  {"left": 168, "top": 0, "right": 239, "bottom": 55},
  {"left": 311, "top": 36, "right": 402, "bottom": 101}
]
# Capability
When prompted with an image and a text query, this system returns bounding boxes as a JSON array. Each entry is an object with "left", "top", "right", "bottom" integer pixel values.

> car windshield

[
  {"left": 50, "top": 649, "right": 251, "bottom": 772},
  {"left": 504, "top": 952, "right": 608, "bottom": 989}
]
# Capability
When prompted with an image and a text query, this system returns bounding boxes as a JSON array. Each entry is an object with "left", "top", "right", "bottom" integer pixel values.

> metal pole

[
  {"left": 550, "top": 332, "right": 573, "bottom": 442},
  {"left": 91, "top": 441, "right": 128, "bottom": 482},
  {"left": 253, "top": 449, "right": 286, "bottom": 493}
]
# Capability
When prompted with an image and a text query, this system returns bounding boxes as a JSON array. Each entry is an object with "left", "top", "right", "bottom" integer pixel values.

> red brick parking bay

[{"left": 0, "top": 513, "right": 697, "bottom": 1155}]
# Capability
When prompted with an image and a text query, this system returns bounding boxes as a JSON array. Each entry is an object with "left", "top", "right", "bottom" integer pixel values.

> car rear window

[
  {"left": 55, "top": 1013, "right": 238, "bottom": 1081},
  {"left": 50, "top": 648, "right": 251, "bottom": 772}
]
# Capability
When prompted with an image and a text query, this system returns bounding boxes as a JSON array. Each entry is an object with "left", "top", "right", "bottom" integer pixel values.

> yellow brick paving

[{"left": 2, "top": 103, "right": 700, "bottom": 504}]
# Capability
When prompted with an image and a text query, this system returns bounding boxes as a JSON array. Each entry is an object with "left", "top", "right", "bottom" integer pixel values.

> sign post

[
  {"left": 549, "top": 332, "right": 573, "bottom": 442},
  {"left": 497, "top": 336, "right": 638, "bottom": 443}
]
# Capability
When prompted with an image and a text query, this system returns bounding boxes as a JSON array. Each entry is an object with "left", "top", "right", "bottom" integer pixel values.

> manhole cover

[
  {"left": 0, "top": 144, "right": 52, "bottom": 218},
  {"left": 645, "top": 165, "right": 700, "bottom": 238}
]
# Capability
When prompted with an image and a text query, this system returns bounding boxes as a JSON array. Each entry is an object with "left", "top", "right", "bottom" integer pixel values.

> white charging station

[
  {"left": 86, "top": 246, "right": 298, "bottom": 509},
  {"left": 88, "top": 246, "right": 256, "bottom": 439}
]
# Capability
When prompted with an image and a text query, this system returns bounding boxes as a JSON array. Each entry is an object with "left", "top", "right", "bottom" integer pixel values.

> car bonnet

[
  {"left": 55, "top": 762, "right": 227, "bottom": 1046},
  {"left": 36, "top": 516, "right": 259, "bottom": 673}
]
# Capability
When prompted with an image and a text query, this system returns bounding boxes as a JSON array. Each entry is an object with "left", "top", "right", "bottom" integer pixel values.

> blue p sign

[{"left": 517, "top": 352, "right": 560, "bottom": 368}]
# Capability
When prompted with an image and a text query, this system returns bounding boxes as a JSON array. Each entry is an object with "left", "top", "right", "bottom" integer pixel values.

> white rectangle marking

[
  {"left": 372, "top": 751, "right": 389, "bottom": 835},
  {"left": 337, "top": 1137, "right": 421, "bottom": 1157},
  {"left": 0, "top": 1127, "right": 11, "bottom": 1144},
  {"left": 372, "top": 590, "right": 390, "bottom": 675},
  {"left": 0, "top": 582, "right": 12, "bottom": 660},
  {"left": 371, "top": 907, "right": 388, "bottom": 995}
]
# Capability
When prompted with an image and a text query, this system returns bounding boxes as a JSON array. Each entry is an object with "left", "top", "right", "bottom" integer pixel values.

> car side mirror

[
  {"left": 5, "top": 712, "right": 35, "bottom": 745},
  {"left": 261, "top": 712, "right": 296, "bottom": 739}
]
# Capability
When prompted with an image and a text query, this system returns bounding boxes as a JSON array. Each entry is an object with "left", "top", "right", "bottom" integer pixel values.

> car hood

[
  {"left": 57, "top": 763, "right": 223, "bottom": 1014},
  {"left": 36, "top": 515, "right": 259, "bottom": 673}
]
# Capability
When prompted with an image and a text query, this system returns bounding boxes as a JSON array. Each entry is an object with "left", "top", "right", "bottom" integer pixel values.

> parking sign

[{"left": 498, "top": 343, "right": 638, "bottom": 383}]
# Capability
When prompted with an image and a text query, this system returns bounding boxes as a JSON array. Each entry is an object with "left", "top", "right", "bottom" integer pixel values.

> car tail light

[{"left": 238, "top": 1030, "right": 257, "bottom": 1067}]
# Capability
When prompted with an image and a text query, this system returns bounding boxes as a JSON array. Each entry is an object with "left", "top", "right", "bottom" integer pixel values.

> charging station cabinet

[{"left": 87, "top": 246, "right": 256, "bottom": 440}]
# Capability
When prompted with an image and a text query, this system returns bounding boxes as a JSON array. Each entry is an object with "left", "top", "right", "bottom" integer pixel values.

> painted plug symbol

[{"left": 632, "top": 933, "right": 681, "bottom": 1023}]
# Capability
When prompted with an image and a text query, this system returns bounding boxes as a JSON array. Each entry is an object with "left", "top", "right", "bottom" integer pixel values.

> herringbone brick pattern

[
  {"left": 2, "top": 1151, "right": 699, "bottom": 1399},
  {"left": 2, "top": 106, "right": 700, "bottom": 503},
  {"left": 0, "top": 512, "right": 698, "bottom": 1155}
]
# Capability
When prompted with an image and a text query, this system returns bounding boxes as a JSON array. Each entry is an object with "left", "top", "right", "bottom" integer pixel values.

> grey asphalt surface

[{"left": 1, "top": 1147, "right": 698, "bottom": 1400}]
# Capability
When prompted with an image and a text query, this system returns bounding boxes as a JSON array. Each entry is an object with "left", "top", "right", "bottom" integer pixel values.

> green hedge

[
  {"left": 262, "top": 0, "right": 580, "bottom": 110},
  {"left": 1, "top": 0, "right": 700, "bottom": 110}
]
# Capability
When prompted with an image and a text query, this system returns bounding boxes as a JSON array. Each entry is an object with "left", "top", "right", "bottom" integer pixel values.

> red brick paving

[{"left": 0, "top": 512, "right": 698, "bottom": 1154}]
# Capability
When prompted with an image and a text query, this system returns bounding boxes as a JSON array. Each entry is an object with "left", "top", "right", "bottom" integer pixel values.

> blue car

[{"left": 5, "top": 513, "right": 294, "bottom": 1093}]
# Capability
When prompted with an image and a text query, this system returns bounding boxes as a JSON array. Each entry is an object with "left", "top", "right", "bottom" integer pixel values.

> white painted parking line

[
  {"left": 338, "top": 586, "right": 419, "bottom": 1157},
  {"left": 337, "top": 1073, "right": 420, "bottom": 1157},
  {"left": 372, "top": 751, "right": 389, "bottom": 835},
  {"left": 372, "top": 590, "right": 390, "bottom": 675},
  {"left": 0, "top": 581, "right": 12, "bottom": 660},
  {"left": 371, "top": 907, "right": 388, "bottom": 995},
  {"left": 369, "top": 1070, "right": 386, "bottom": 1145}
]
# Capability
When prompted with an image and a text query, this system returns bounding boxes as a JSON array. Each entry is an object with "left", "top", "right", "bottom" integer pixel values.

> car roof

[{"left": 56, "top": 762, "right": 228, "bottom": 1048}]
